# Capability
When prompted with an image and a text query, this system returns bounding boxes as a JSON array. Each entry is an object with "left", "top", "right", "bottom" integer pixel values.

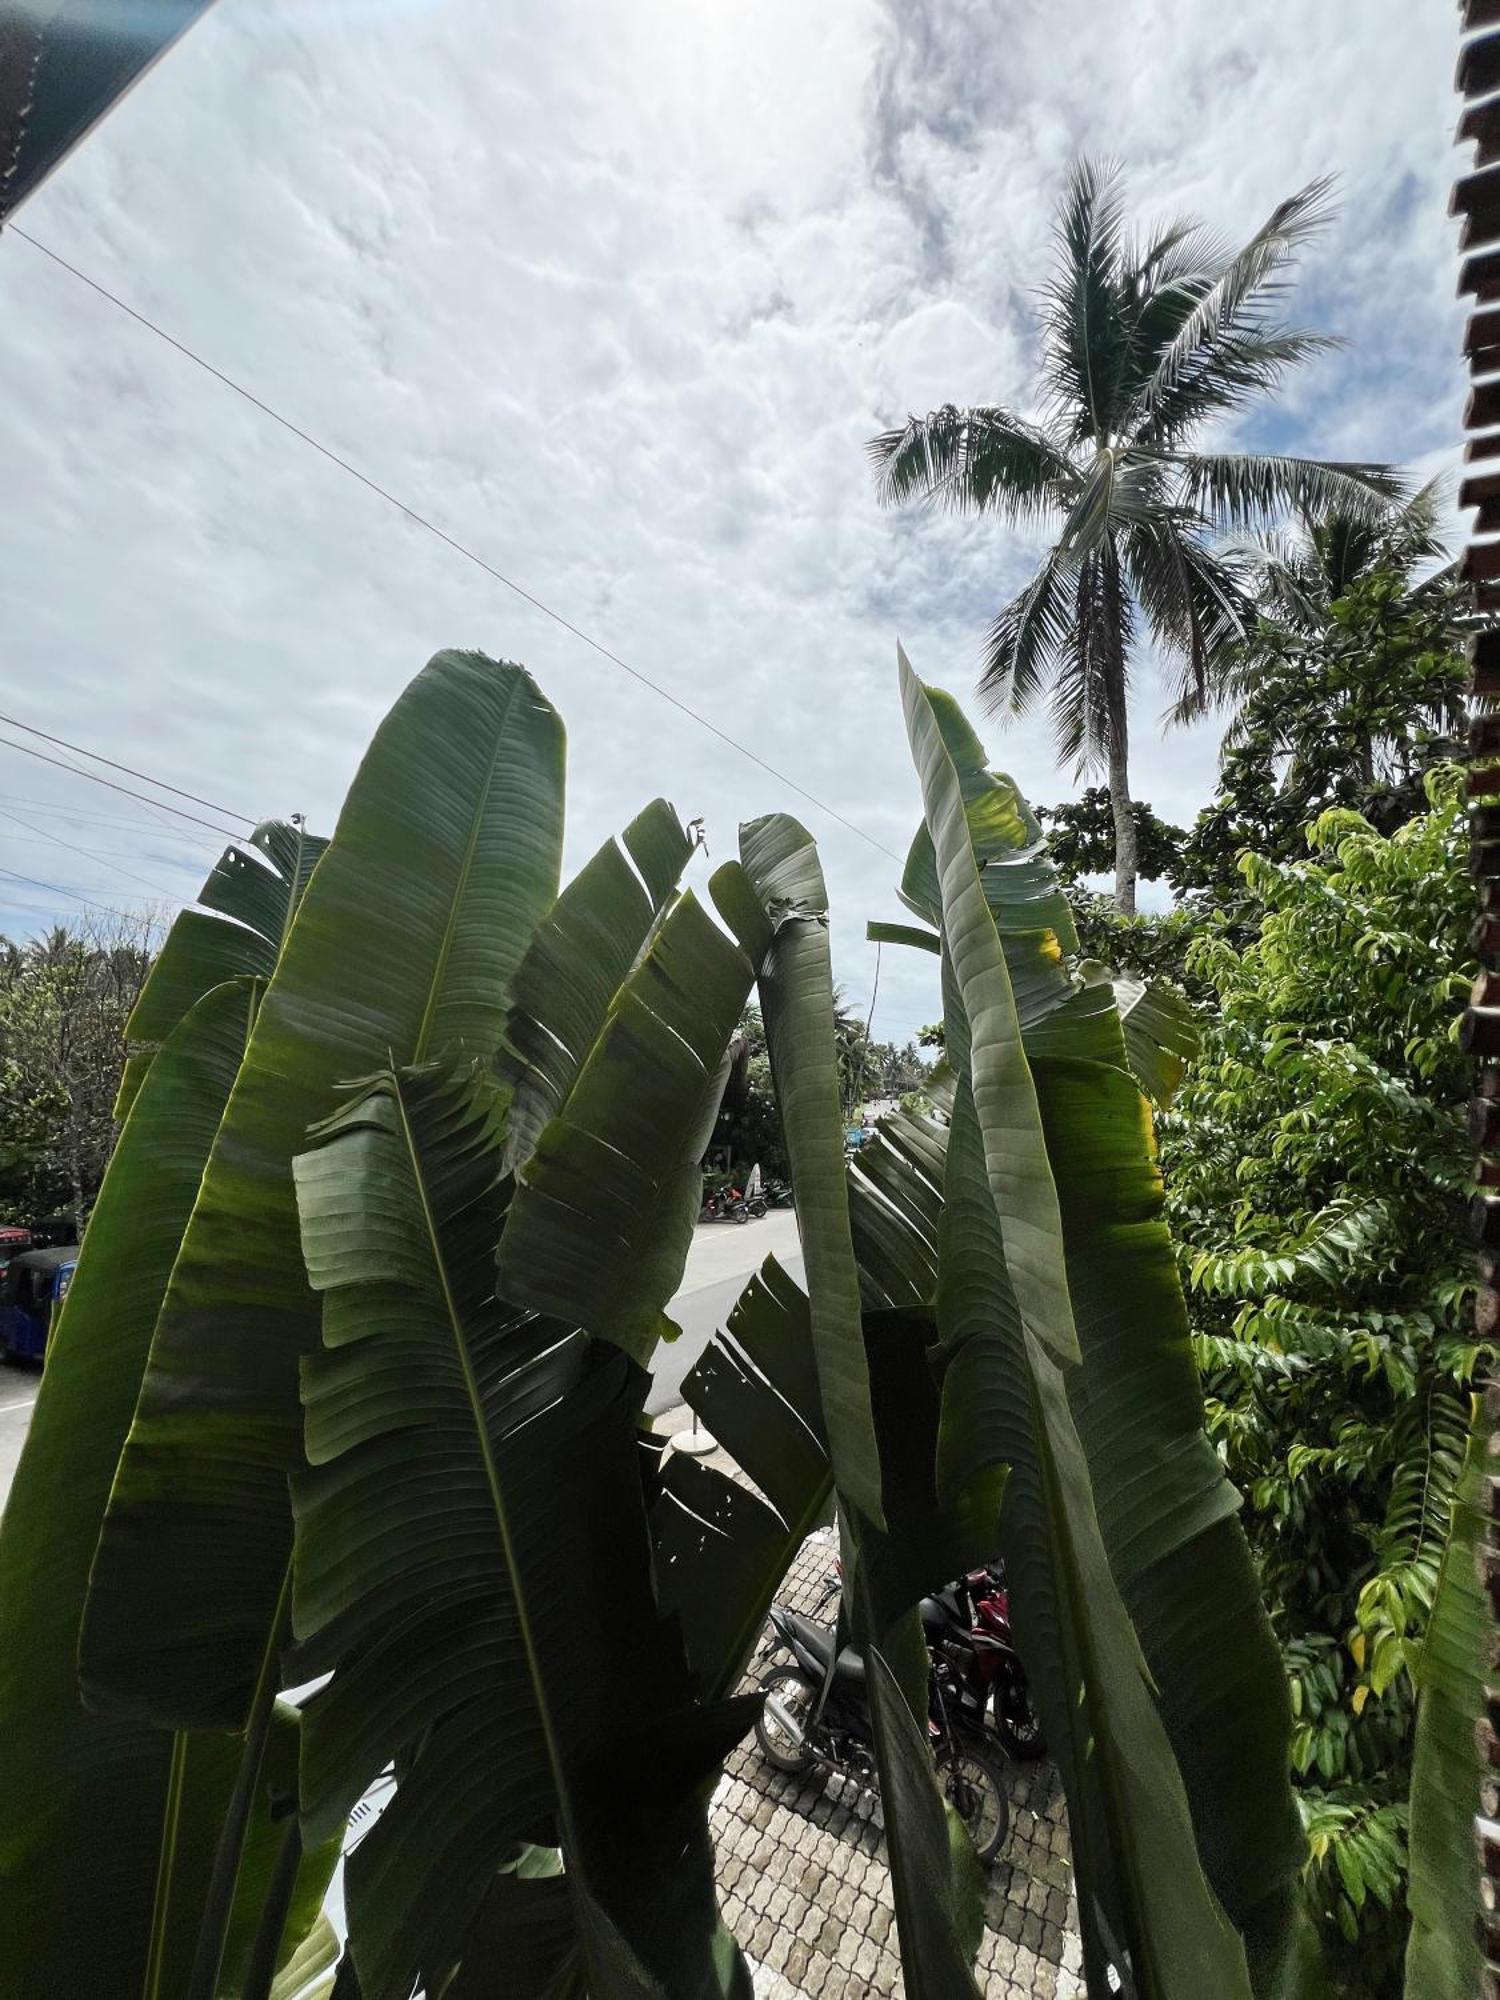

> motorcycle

[
  {"left": 752, "top": 1600, "right": 1011, "bottom": 1863},
  {"left": 922, "top": 1565, "right": 1047, "bottom": 1763}
]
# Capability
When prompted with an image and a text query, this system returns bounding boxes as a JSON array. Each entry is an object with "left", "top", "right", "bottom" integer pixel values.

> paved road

[
  {"left": 648, "top": 1209, "right": 804, "bottom": 1416},
  {"left": 0, "top": 1369, "right": 40, "bottom": 1509},
  {"left": 0, "top": 1213, "right": 805, "bottom": 1508}
]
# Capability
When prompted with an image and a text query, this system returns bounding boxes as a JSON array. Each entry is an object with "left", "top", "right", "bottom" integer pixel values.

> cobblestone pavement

[{"left": 713, "top": 1529, "right": 1083, "bottom": 2000}]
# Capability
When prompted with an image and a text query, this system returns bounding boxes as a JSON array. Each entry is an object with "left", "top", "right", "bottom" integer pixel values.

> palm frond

[
  {"left": 1123, "top": 516, "right": 1251, "bottom": 723},
  {"left": 867, "top": 404, "right": 1074, "bottom": 519},
  {"left": 1168, "top": 452, "right": 1407, "bottom": 529},
  {"left": 978, "top": 540, "right": 1079, "bottom": 717},
  {"left": 1133, "top": 329, "right": 1340, "bottom": 447},
  {"left": 1055, "top": 448, "right": 1165, "bottom": 555},
  {"left": 1232, "top": 479, "right": 1448, "bottom": 633},
  {"left": 1049, "top": 546, "right": 1130, "bottom": 771},
  {"left": 1039, "top": 156, "right": 1131, "bottom": 444},
  {"left": 1134, "top": 177, "right": 1339, "bottom": 423}
]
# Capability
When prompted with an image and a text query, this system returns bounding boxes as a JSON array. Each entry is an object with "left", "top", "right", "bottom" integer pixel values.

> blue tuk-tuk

[{"left": 0, "top": 1246, "right": 77, "bottom": 1363}]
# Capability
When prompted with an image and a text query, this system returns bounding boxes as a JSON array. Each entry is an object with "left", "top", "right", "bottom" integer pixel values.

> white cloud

[{"left": 0, "top": 0, "right": 1467, "bottom": 1040}]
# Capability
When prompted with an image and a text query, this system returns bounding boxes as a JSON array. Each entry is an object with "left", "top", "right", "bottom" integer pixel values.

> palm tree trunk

[{"left": 1103, "top": 612, "right": 1138, "bottom": 916}]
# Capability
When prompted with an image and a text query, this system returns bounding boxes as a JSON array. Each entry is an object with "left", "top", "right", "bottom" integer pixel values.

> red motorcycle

[
  {"left": 933, "top": 1564, "right": 1047, "bottom": 1763},
  {"left": 808, "top": 1560, "right": 1046, "bottom": 1762}
]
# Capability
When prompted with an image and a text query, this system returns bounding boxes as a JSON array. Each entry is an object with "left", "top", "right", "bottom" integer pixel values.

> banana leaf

[
  {"left": 116, "top": 819, "right": 328, "bottom": 1119},
  {"left": 712, "top": 818, "right": 884, "bottom": 1528},
  {"left": 864, "top": 1648, "right": 985, "bottom": 2000},
  {"left": 652, "top": 1255, "right": 830, "bottom": 1698},
  {"left": 498, "top": 798, "right": 695, "bottom": 1167},
  {"left": 497, "top": 889, "right": 752, "bottom": 1361},
  {"left": 84, "top": 651, "right": 566, "bottom": 1733},
  {"left": 900, "top": 648, "right": 1256, "bottom": 2000},
  {"left": 1404, "top": 1400, "right": 1486, "bottom": 2000},
  {"left": 291, "top": 1060, "right": 754, "bottom": 2000},
  {"left": 0, "top": 977, "right": 335, "bottom": 1999},
  {"left": 713, "top": 811, "right": 1000, "bottom": 1993},
  {"left": 891, "top": 654, "right": 1306, "bottom": 1988}
]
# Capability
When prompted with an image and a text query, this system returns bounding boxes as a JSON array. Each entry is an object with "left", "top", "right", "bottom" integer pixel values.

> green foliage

[
  {"left": 892, "top": 654, "right": 1300, "bottom": 1997},
  {"left": 1035, "top": 786, "right": 1186, "bottom": 884},
  {"left": 5, "top": 638, "right": 1431, "bottom": 2000},
  {"left": 0, "top": 821, "right": 334, "bottom": 1999},
  {"left": 710, "top": 1006, "right": 788, "bottom": 1176},
  {"left": 1179, "top": 556, "right": 1468, "bottom": 907},
  {"left": 0, "top": 915, "right": 155, "bottom": 1223},
  {"left": 1162, "top": 769, "right": 1476, "bottom": 1991},
  {"left": 1404, "top": 1405, "right": 1487, "bottom": 2000}
]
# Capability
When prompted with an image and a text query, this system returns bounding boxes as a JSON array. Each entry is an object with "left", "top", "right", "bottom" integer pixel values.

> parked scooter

[
  {"left": 753, "top": 1600, "right": 1010, "bottom": 1862},
  {"left": 923, "top": 1564, "right": 1047, "bottom": 1762}
]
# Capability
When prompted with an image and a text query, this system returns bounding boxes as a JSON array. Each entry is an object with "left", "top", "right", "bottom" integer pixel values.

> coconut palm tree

[
  {"left": 1237, "top": 479, "right": 1450, "bottom": 637},
  {"left": 868, "top": 159, "right": 1404, "bottom": 913}
]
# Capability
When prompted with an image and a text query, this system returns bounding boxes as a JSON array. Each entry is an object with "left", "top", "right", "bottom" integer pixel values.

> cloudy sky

[{"left": 0, "top": 0, "right": 1469, "bottom": 1041}]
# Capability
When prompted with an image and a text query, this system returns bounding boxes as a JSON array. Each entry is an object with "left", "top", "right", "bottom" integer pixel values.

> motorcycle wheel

[
  {"left": 991, "top": 1662, "right": 1047, "bottom": 1761},
  {"left": 733, "top": 1204, "right": 750, "bottom": 1223},
  {"left": 936, "top": 1734, "right": 1010, "bottom": 1864},
  {"left": 755, "top": 1666, "right": 818, "bottom": 1774}
]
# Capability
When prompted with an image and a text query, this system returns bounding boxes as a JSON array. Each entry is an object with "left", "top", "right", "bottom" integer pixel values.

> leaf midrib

[
  {"left": 412, "top": 671, "right": 522, "bottom": 1066},
  {"left": 388, "top": 1072, "right": 580, "bottom": 1861}
]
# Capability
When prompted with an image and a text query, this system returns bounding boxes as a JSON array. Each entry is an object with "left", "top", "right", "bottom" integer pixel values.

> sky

[{"left": 0, "top": 0, "right": 1471, "bottom": 1043}]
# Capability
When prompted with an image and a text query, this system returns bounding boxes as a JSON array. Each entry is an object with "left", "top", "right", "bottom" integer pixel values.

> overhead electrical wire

[
  {"left": 0, "top": 734, "right": 241, "bottom": 840},
  {"left": 0, "top": 804, "right": 185, "bottom": 900},
  {"left": 0, "top": 795, "right": 208, "bottom": 842},
  {"left": 9, "top": 225, "right": 904, "bottom": 868},
  {"left": 0, "top": 864, "right": 157, "bottom": 914},
  {"left": 0, "top": 708, "right": 255, "bottom": 824}
]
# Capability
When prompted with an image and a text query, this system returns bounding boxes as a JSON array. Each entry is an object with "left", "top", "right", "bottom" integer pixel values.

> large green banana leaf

[
  {"left": 291, "top": 1060, "right": 754, "bottom": 2000},
  {"left": 116, "top": 820, "right": 329, "bottom": 1120},
  {"left": 865, "top": 1647, "right": 985, "bottom": 2000},
  {"left": 711, "top": 818, "right": 884, "bottom": 1528},
  {"left": 711, "top": 813, "right": 1004, "bottom": 1993},
  {"left": 0, "top": 976, "right": 335, "bottom": 2000},
  {"left": 498, "top": 798, "right": 695, "bottom": 1167},
  {"left": 900, "top": 649, "right": 1258, "bottom": 2000},
  {"left": 84, "top": 652, "right": 567, "bottom": 1733},
  {"left": 890, "top": 654, "right": 1305, "bottom": 1987},
  {"left": 498, "top": 889, "right": 751, "bottom": 1361},
  {"left": 1404, "top": 1400, "right": 1486, "bottom": 2000}
]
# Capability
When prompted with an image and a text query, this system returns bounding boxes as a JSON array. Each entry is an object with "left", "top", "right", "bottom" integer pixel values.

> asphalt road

[
  {"left": 0, "top": 1212, "right": 805, "bottom": 1509},
  {"left": 647, "top": 1207, "right": 804, "bottom": 1416},
  {"left": 0, "top": 1370, "right": 39, "bottom": 1507}
]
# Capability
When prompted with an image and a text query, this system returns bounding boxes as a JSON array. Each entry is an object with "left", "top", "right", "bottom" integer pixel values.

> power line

[
  {"left": 0, "top": 795, "right": 208, "bottom": 841},
  {"left": 10, "top": 226, "right": 903, "bottom": 867},
  {"left": 0, "top": 734, "right": 241, "bottom": 839},
  {"left": 0, "top": 708, "right": 255, "bottom": 824},
  {"left": 0, "top": 864, "right": 159, "bottom": 914},
  {"left": 0, "top": 804, "right": 185, "bottom": 899}
]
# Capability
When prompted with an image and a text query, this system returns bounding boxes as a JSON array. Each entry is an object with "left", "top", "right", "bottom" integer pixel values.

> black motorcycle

[{"left": 752, "top": 1602, "right": 1010, "bottom": 1862}]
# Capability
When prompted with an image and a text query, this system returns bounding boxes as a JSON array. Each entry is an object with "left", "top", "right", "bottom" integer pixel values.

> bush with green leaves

[{"left": 1160, "top": 766, "right": 1476, "bottom": 1989}]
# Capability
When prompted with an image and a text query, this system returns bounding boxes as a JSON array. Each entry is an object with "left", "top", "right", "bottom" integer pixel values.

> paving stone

[{"left": 784, "top": 1939, "right": 813, "bottom": 1986}]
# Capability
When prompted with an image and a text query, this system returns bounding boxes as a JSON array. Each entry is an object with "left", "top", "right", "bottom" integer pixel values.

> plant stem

[
  {"left": 143, "top": 1731, "right": 189, "bottom": 2000},
  {"left": 184, "top": 1564, "right": 294, "bottom": 2000},
  {"left": 239, "top": 1816, "right": 303, "bottom": 2000}
]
